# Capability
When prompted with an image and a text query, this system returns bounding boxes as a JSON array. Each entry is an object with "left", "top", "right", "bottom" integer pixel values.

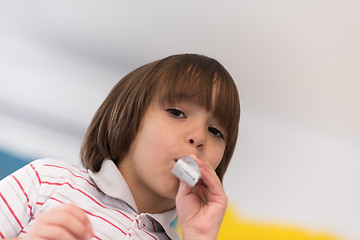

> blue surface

[{"left": 0, "top": 149, "right": 32, "bottom": 180}]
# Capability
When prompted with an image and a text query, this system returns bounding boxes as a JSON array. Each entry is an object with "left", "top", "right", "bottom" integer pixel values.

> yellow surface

[{"left": 177, "top": 204, "right": 342, "bottom": 240}]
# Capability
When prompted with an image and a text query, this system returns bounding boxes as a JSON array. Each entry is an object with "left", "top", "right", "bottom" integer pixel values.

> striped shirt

[{"left": 0, "top": 158, "right": 180, "bottom": 240}]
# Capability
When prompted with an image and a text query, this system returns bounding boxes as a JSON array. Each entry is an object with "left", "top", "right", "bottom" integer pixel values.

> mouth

[
  {"left": 176, "top": 155, "right": 195, "bottom": 161},
  {"left": 174, "top": 156, "right": 185, "bottom": 163},
  {"left": 171, "top": 156, "right": 201, "bottom": 187},
  {"left": 174, "top": 155, "right": 196, "bottom": 165},
  {"left": 174, "top": 156, "right": 184, "bottom": 162}
]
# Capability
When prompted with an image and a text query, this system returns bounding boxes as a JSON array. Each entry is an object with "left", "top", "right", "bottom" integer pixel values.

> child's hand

[
  {"left": 25, "top": 204, "right": 94, "bottom": 240},
  {"left": 176, "top": 157, "right": 228, "bottom": 240}
]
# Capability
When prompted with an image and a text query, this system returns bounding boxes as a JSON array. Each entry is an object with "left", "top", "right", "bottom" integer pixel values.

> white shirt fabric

[{"left": 0, "top": 158, "right": 180, "bottom": 240}]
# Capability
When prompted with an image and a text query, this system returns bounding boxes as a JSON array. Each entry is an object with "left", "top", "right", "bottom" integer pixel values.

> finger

[
  {"left": 56, "top": 204, "right": 94, "bottom": 239},
  {"left": 194, "top": 158, "right": 227, "bottom": 203},
  {"left": 62, "top": 204, "right": 91, "bottom": 225},
  {"left": 176, "top": 178, "right": 192, "bottom": 200},
  {"left": 195, "top": 157, "right": 221, "bottom": 186},
  {"left": 41, "top": 204, "right": 94, "bottom": 239},
  {"left": 176, "top": 155, "right": 200, "bottom": 198},
  {"left": 32, "top": 224, "right": 78, "bottom": 240}
]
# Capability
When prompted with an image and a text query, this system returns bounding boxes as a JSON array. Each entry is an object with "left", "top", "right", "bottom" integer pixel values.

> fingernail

[
  {"left": 86, "top": 223, "right": 94, "bottom": 239},
  {"left": 85, "top": 233, "right": 93, "bottom": 240}
]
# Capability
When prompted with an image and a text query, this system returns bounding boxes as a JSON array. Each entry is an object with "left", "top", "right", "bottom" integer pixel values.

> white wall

[{"left": 1, "top": 1, "right": 359, "bottom": 239}]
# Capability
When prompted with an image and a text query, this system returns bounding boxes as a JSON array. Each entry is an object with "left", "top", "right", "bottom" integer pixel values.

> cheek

[
  {"left": 140, "top": 121, "right": 171, "bottom": 151},
  {"left": 208, "top": 145, "right": 226, "bottom": 170}
]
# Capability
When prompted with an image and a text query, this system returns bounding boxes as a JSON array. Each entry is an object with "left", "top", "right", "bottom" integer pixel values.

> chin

[{"left": 163, "top": 181, "right": 180, "bottom": 200}]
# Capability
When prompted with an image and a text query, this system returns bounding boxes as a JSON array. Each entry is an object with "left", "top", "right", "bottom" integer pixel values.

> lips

[
  {"left": 171, "top": 155, "right": 201, "bottom": 187},
  {"left": 174, "top": 155, "right": 197, "bottom": 164}
]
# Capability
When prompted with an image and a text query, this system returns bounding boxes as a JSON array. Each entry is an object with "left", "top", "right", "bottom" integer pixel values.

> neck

[
  {"left": 132, "top": 186, "right": 175, "bottom": 214},
  {"left": 118, "top": 161, "right": 176, "bottom": 214}
]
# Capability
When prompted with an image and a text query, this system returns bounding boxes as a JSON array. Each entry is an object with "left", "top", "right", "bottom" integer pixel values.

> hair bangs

[
  {"left": 155, "top": 55, "right": 240, "bottom": 143},
  {"left": 212, "top": 71, "right": 240, "bottom": 142},
  {"left": 157, "top": 63, "right": 215, "bottom": 111}
]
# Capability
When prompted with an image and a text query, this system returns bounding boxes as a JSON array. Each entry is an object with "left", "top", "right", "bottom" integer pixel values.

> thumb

[
  {"left": 176, "top": 180, "right": 197, "bottom": 224},
  {"left": 176, "top": 180, "right": 191, "bottom": 202}
]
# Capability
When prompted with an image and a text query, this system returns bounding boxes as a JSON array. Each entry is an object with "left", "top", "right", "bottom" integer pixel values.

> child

[{"left": 0, "top": 53, "right": 240, "bottom": 240}]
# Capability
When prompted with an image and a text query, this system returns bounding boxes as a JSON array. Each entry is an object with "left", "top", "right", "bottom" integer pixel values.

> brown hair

[{"left": 80, "top": 54, "right": 240, "bottom": 181}]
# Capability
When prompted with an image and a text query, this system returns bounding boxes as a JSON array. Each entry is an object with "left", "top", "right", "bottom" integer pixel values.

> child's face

[{"left": 118, "top": 98, "right": 226, "bottom": 210}]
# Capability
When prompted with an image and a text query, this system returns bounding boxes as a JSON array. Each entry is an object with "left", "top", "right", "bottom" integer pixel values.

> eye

[
  {"left": 167, "top": 108, "right": 186, "bottom": 118},
  {"left": 208, "top": 127, "right": 224, "bottom": 139}
]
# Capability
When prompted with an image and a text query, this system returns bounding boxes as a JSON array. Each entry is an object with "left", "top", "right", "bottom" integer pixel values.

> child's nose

[{"left": 187, "top": 128, "right": 206, "bottom": 149}]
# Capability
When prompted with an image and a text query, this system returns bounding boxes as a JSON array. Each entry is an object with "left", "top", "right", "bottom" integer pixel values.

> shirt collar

[
  {"left": 148, "top": 209, "right": 180, "bottom": 240},
  {"left": 88, "top": 159, "right": 138, "bottom": 212},
  {"left": 88, "top": 159, "right": 180, "bottom": 240}
]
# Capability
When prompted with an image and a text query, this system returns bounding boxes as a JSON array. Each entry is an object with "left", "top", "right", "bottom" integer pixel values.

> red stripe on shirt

[
  {"left": 70, "top": 163, "right": 88, "bottom": 174},
  {"left": 152, "top": 220, "right": 156, "bottom": 232},
  {"left": 0, "top": 231, "right": 5, "bottom": 238},
  {"left": 30, "top": 163, "right": 41, "bottom": 185},
  {"left": 44, "top": 198, "right": 105, "bottom": 238},
  {"left": 49, "top": 197, "right": 125, "bottom": 237},
  {"left": 134, "top": 218, "right": 157, "bottom": 240},
  {"left": 39, "top": 196, "right": 158, "bottom": 240},
  {"left": 83, "top": 209, "right": 127, "bottom": 236},
  {"left": 0, "top": 192, "right": 24, "bottom": 229},
  {"left": 43, "top": 164, "right": 97, "bottom": 188},
  {"left": 144, "top": 230, "right": 158, "bottom": 240},
  {"left": 134, "top": 219, "right": 157, "bottom": 240},
  {"left": 41, "top": 181, "right": 132, "bottom": 221},
  {"left": 11, "top": 175, "right": 33, "bottom": 217}
]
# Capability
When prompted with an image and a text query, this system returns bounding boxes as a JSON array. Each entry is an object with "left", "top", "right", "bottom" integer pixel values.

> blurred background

[{"left": 0, "top": 1, "right": 359, "bottom": 239}]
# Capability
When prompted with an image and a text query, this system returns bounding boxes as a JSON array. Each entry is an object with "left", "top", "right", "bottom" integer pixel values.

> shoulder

[
  {"left": 30, "top": 158, "right": 83, "bottom": 171},
  {"left": 29, "top": 158, "right": 88, "bottom": 180}
]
